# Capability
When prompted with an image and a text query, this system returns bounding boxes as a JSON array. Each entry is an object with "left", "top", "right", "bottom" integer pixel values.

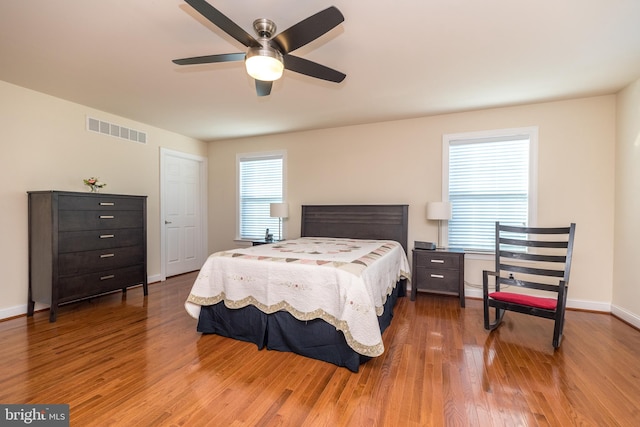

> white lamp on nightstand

[
  {"left": 426, "top": 201, "right": 452, "bottom": 249},
  {"left": 270, "top": 202, "right": 289, "bottom": 241}
]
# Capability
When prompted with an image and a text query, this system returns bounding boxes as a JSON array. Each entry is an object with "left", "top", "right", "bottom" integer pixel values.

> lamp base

[{"left": 437, "top": 220, "right": 445, "bottom": 249}]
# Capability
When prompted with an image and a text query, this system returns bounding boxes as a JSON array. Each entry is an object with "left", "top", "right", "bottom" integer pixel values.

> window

[
  {"left": 442, "top": 127, "right": 538, "bottom": 251},
  {"left": 237, "top": 151, "right": 285, "bottom": 240}
]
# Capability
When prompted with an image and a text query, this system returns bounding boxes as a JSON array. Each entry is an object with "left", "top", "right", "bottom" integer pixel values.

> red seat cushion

[{"left": 489, "top": 291, "right": 557, "bottom": 310}]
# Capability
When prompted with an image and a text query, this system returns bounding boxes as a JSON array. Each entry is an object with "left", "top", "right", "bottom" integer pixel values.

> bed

[{"left": 185, "top": 204, "right": 410, "bottom": 372}]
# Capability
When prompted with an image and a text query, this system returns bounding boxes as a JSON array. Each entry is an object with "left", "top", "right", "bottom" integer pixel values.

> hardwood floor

[{"left": 1, "top": 272, "right": 639, "bottom": 426}]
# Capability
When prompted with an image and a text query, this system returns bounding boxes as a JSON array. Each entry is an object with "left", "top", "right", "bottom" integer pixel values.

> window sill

[{"left": 461, "top": 250, "right": 495, "bottom": 261}]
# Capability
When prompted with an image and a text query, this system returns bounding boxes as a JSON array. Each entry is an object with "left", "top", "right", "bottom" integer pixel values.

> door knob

[{"left": 165, "top": 220, "right": 172, "bottom": 224}]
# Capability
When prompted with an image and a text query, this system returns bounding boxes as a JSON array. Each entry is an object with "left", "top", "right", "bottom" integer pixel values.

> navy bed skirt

[{"left": 197, "top": 279, "right": 405, "bottom": 372}]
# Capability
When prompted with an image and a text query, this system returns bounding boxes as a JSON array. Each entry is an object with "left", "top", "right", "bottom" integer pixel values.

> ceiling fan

[{"left": 173, "top": 0, "right": 346, "bottom": 96}]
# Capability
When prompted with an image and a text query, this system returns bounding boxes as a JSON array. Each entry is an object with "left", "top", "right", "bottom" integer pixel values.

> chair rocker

[{"left": 483, "top": 222, "right": 576, "bottom": 349}]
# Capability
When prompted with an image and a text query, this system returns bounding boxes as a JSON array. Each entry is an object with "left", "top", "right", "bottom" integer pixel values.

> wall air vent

[{"left": 86, "top": 116, "right": 147, "bottom": 144}]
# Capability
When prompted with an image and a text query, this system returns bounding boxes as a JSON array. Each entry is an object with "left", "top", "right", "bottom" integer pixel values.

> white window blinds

[
  {"left": 238, "top": 153, "right": 284, "bottom": 240},
  {"left": 444, "top": 129, "right": 537, "bottom": 251}
]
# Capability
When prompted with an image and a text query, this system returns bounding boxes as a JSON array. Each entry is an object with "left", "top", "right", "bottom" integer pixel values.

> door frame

[{"left": 160, "top": 148, "right": 208, "bottom": 281}]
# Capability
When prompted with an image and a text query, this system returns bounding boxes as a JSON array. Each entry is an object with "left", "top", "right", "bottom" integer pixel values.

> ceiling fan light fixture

[{"left": 245, "top": 46, "right": 284, "bottom": 81}]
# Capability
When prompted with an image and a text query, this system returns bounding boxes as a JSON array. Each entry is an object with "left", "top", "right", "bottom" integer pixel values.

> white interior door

[{"left": 161, "top": 149, "right": 207, "bottom": 278}]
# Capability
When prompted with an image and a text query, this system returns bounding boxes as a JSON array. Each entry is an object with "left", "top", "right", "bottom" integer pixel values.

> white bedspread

[{"left": 185, "top": 237, "right": 411, "bottom": 357}]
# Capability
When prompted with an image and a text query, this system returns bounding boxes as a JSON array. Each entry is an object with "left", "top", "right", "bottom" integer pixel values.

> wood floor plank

[{"left": 1, "top": 272, "right": 639, "bottom": 426}]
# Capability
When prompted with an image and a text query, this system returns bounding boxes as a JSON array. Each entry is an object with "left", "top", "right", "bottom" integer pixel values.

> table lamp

[
  {"left": 426, "top": 201, "right": 452, "bottom": 248},
  {"left": 269, "top": 202, "right": 289, "bottom": 241}
]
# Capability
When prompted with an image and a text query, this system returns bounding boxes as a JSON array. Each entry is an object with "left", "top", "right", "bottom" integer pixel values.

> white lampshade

[
  {"left": 426, "top": 201, "right": 452, "bottom": 221},
  {"left": 245, "top": 47, "right": 284, "bottom": 81},
  {"left": 270, "top": 202, "right": 289, "bottom": 218}
]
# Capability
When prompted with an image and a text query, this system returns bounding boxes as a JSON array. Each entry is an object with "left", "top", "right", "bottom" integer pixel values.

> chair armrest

[{"left": 482, "top": 270, "right": 499, "bottom": 295}]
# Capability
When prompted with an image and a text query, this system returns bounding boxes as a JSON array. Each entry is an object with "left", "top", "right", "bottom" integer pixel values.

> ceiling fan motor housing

[{"left": 253, "top": 18, "right": 277, "bottom": 38}]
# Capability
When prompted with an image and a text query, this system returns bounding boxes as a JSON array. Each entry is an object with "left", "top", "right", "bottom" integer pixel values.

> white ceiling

[{"left": 2, "top": 1, "right": 640, "bottom": 142}]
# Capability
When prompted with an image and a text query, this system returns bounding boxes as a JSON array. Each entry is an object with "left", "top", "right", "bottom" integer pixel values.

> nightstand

[
  {"left": 252, "top": 240, "right": 273, "bottom": 246},
  {"left": 411, "top": 248, "right": 465, "bottom": 307}
]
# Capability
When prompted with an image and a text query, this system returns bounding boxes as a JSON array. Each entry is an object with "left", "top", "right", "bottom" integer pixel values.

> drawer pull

[
  {"left": 99, "top": 215, "right": 115, "bottom": 219},
  {"left": 99, "top": 202, "right": 115, "bottom": 206},
  {"left": 100, "top": 253, "right": 115, "bottom": 258},
  {"left": 99, "top": 234, "right": 115, "bottom": 239},
  {"left": 100, "top": 275, "right": 115, "bottom": 280},
  {"left": 430, "top": 259, "right": 445, "bottom": 264},
  {"left": 430, "top": 274, "right": 445, "bottom": 279}
]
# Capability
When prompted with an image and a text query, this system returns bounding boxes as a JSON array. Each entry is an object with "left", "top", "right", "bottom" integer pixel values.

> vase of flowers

[{"left": 83, "top": 177, "right": 106, "bottom": 192}]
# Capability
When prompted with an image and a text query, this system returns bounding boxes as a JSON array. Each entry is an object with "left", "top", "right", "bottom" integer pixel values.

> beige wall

[
  {"left": 208, "top": 96, "right": 617, "bottom": 312},
  {"left": 0, "top": 80, "right": 207, "bottom": 318},
  {"left": 613, "top": 77, "right": 640, "bottom": 325},
  {"left": 2, "top": 78, "right": 632, "bottom": 324}
]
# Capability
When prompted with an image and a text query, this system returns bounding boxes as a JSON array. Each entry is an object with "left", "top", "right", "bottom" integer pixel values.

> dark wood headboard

[{"left": 300, "top": 205, "right": 409, "bottom": 253}]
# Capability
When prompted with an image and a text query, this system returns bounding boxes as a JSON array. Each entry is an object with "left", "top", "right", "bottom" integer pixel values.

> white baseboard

[
  {"left": 463, "top": 287, "right": 483, "bottom": 301},
  {"left": 0, "top": 274, "right": 163, "bottom": 321},
  {"left": 460, "top": 287, "right": 612, "bottom": 312},
  {"left": 611, "top": 304, "right": 640, "bottom": 329},
  {"left": 5, "top": 284, "right": 635, "bottom": 325},
  {"left": 0, "top": 304, "right": 29, "bottom": 320},
  {"left": 0, "top": 302, "right": 49, "bottom": 321},
  {"left": 564, "top": 298, "right": 611, "bottom": 312}
]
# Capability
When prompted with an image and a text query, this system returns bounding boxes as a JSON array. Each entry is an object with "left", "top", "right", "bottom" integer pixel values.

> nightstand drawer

[
  {"left": 411, "top": 248, "right": 465, "bottom": 306},
  {"left": 415, "top": 267, "right": 460, "bottom": 294},
  {"left": 414, "top": 251, "right": 460, "bottom": 269}
]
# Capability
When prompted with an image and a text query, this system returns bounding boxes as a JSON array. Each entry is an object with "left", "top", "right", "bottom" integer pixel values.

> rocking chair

[{"left": 483, "top": 222, "right": 576, "bottom": 348}]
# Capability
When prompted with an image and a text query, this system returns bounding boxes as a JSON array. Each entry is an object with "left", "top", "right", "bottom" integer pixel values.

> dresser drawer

[
  {"left": 58, "top": 195, "right": 144, "bottom": 211},
  {"left": 58, "top": 228, "right": 144, "bottom": 253},
  {"left": 58, "top": 264, "right": 146, "bottom": 302},
  {"left": 58, "top": 246, "right": 144, "bottom": 276},
  {"left": 415, "top": 267, "right": 460, "bottom": 294},
  {"left": 414, "top": 252, "right": 460, "bottom": 269},
  {"left": 59, "top": 210, "right": 144, "bottom": 231}
]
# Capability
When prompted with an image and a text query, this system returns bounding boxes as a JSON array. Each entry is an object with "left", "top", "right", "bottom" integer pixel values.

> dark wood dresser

[{"left": 27, "top": 191, "right": 147, "bottom": 322}]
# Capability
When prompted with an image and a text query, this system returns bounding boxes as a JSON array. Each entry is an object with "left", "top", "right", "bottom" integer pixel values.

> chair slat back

[{"left": 494, "top": 222, "right": 576, "bottom": 292}]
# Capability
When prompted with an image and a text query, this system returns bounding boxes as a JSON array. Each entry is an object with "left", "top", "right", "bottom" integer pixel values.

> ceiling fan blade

[
  {"left": 172, "top": 52, "right": 245, "bottom": 65},
  {"left": 184, "top": 0, "right": 261, "bottom": 48},
  {"left": 271, "top": 6, "right": 344, "bottom": 54},
  {"left": 283, "top": 55, "right": 346, "bottom": 83},
  {"left": 255, "top": 80, "right": 273, "bottom": 97}
]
